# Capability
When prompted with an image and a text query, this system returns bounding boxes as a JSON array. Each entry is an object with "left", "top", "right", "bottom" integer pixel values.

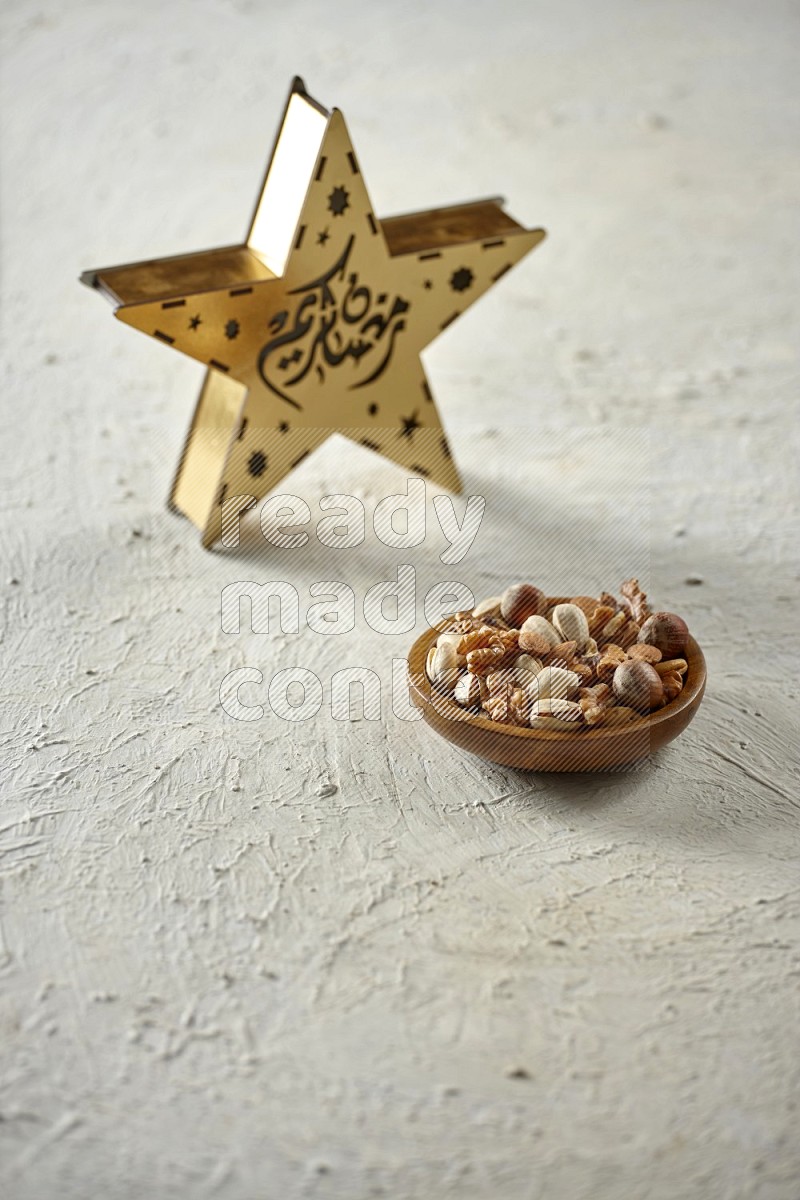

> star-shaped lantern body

[{"left": 82, "top": 78, "right": 546, "bottom": 547}]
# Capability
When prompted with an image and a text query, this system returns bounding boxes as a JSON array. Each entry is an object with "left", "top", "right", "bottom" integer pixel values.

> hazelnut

[
  {"left": 612, "top": 660, "right": 665, "bottom": 713},
  {"left": 638, "top": 612, "right": 689, "bottom": 659},
  {"left": 500, "top": 583, "right": 547, "bottom": 627}
]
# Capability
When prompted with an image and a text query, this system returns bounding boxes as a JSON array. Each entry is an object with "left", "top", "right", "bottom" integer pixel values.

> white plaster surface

[{"left": 1, "top": 1, "right": 799, "bottom": 1196}]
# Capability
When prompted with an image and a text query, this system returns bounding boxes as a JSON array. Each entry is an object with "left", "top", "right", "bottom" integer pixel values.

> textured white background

[{"left": 1, "top": 1, "right": 799, "bottom": 1197}]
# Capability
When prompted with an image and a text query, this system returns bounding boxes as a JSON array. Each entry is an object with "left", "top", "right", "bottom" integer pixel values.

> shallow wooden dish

[{"left": 407, "top": 613, "right": 707, "bottom": 773}]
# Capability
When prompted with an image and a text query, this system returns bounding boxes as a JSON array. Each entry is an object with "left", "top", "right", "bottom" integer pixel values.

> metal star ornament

[{"left": 82, "top": 78, "right": 546, "bottom": 548}]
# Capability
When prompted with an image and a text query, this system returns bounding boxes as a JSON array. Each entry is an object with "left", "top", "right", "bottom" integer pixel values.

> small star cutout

[
  {"left": 328, "top": 186, "right": 350, "bottom": 217},
  {"left": 399, "top": 411, "right": 421, "bottom": 440},
  {"left": 450, "top": 267, "right": 474, "bottom": 293},
  {"left": 317, "top": 228, "right": 330, "bottom": 245},
  {"left": 278, "top": 421, "right": 290, "bottom": 433},
  {"left": 423, "top": 280, "right": 433, "bottom": 290},
  {"left": 188, "top": 314, "right": 202, "bottom": 330},
  {"left": 247, "top": 450, "right": 267, "bottom": 477},
  {"left": 225, "top": 319, "right": 240, "bottom": 340}
]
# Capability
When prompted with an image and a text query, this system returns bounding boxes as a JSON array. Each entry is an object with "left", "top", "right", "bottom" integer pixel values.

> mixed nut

[{"left": 425, "top": 579, "right": 691, "bottom": 731}]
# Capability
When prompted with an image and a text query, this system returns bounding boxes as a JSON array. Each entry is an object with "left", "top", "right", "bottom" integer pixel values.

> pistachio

[
  {"left": 514, "top": 653, "right": 544, "bottom": 676},
  {"left": 472, "top": 595, "right": 502, "bottom": 620},
  {"left": 432, "top": 640, "right": 460, "bottom": 693},
  {"left": 530, "top": 698, "right": 583, "bottom": 730},
  {"left": 519, "top": 614, "right": 561, "bottom": 650},
  {"left": 534, "top": 665, "right": 580, "bottom": 701},
  {"left": 551, "top": 603, "right": 590, "bottom": 650},
  {"left": 425, "top": 644, "right": 437, "bottom": 682},
  {"left": 453, "top": 672, "right": 482, "bottom": 708},
  {"left": 436, "top": 630, "right": 466, "bottom": 666},
  {"left": 638, "top": 612, "right": 689, "bottom": 659},
  {"left": 500, "top": 583, "right": 547, "bottom": 627},
  {"left": 612, "top": 660, "right": 664, "bottom": 713}
]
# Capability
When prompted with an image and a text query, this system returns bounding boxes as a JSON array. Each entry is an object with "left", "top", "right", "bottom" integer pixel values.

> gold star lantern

[{"left": 82, "top": 78, "right": 546, "bottom": 547}]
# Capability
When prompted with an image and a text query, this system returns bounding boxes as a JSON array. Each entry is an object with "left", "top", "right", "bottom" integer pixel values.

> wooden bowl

[{"left": 406, "top": 614, "right": 707, "bottom": 773}]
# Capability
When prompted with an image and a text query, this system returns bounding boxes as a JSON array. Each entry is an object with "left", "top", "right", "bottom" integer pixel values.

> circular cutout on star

[
  {"left": 328, "top": 186, "right": 350, "bottom": 217},
  {"left": 247, "top": 451, "right": 267, "bottom": 477},
  {"left": 225, "top": 319, "right": 240, "bottom": 340},
  {"left": 449, "top": 267, "right": 474, "bottom": 293}
]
